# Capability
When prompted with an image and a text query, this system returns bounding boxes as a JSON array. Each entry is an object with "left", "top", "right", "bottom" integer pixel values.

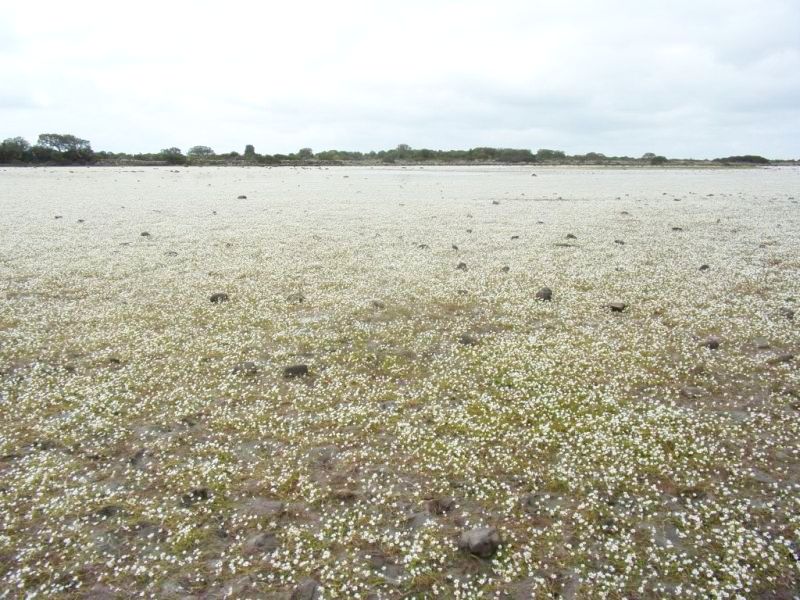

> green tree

[
  {"left": 244, "top": 144, "right": 256, "bottom": 160},
  {"left": 0, "top": 137, "right": 31, "bottom": 162},
  {"left": 297, "top": 148, "right": 314, "bottom": 160},
  {"left": 159, "top": 147, "right": 186, "bottom": 165},
  {"left": 187, "top": 145, "right": 215, "bottom": 158}
]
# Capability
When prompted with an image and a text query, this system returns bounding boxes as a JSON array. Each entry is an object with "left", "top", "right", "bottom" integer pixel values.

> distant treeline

[{"left": 0, "top": 134, "right": 791, "bottom": 166}]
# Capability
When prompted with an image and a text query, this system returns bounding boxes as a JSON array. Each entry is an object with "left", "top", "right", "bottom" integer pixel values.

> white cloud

[{"left": 0, "top": 0, "right": 798, "bottom": 157}]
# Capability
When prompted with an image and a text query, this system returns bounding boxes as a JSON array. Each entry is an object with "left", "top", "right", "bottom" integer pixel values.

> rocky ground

[{"left": 0, "top": 166, "right": 798, "bottom": 598}]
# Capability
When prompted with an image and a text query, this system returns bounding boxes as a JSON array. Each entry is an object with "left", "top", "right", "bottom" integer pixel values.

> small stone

[
  {"left": 535, "top": 287, "right": 553, "bottom": 301},
  {"left": 425, "top": 497, "right": 455, "bottom": 515},
  {"left": 699, "top": 264, "right": 710, "bottom": 271},
  {"left": 140, "top": 231, "right": 151, "bottom": 237},
  {"left": 492, "top": 200, "right": 500, "bottom": 205},
  {"left": 370, "top": 299, "right": 386, "bottom": 309},
  {"left": 287, "top": 292, "right": 305, "bottom": 303},
  {"left": 702, "top": 336, "right": 721, "bottom": 350},
  {"left": 767, "top": 353, "right": 794, "bottom": 365},
  {"left": 780, "top": 307, "right": 795, "bottom": 320},
  {"left": 283, "top": 364, "right": 309, "bottom": 378},
  {"left": 210, "top": 292, "right": 229, "bottom": 304},
  {"left": 237, "top": 195, "right": 247, "bottom": 199},
  {"left": 459, "top": 333, "right": 479, "bottom": 346},
  {"left": 753, "top": 337, "right": 770, "bottom": 350},
  {"left": 291, "top": 579, "right": 321, "bottom": 600},
  {"left": 181, "top": 487, "right": 210, "bottom": 507},
  {"left": 164, "top": 250, "right": 178, "bottom": 256},
  {"left": 418, "top": 243, "right": 429, "bottom": 249},
  {"left": 77, "top": 219, "right": 85, "bottom": 223},
  {"left": 511, "top": 235, "right": 520, "bottom": 240},
  {"left": 459, "top": 527, "right": 501, "bottom": 558},
  {"left": 672, "top": 226, "right": 683, "bottom": 231},
  {"left": 452, "top": 244, "right": 459, "bottom": 250},
  {"left": 608, "top": 302, "right": 627, "bottom": 313},
  {"left": 54, "top": 215, "right": 63, "bottom": 219},
  {"left": 232, "top": 361, "right": 259, "bottom": 376},
  {"left": 565, "top": 233, "right": 577, "bottom": 239},
  {"left": 456, "top": 262, "right": 468, "bottom": 271},
  {"left": 243, "top": 532, "right": 278, "bottom": 555},
  {"left": 614, "top": 239, "right": 625, "bottom": 245},
  {"left": 500, "top": 266, "right": 510, "bottom": 273},
  {"left": 466, "top": 229, "right": 473, "bottom": 233}
]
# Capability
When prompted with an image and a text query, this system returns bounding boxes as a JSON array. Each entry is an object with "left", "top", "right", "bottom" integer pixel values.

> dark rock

[
  {"left": 565, "top": 233, "right": 577, "bottom": 239},
  {"left": 232, "top": 361, "right": 259, "bottom": 376},
  {"left": 535, "top": 287, "right": 552, "bottom": 301},
  {"left": 425, "top": 497, "right": 455, "bottom": 515},
  {"left": 452, "top": 244, "right": 459, "bottom": 250},
  {"left": 237, "top": 195, "right": 247, "bottom": 199},
  {"left": 210, "top": 292, "right": 229, "bottom": 304},
  {"left": 780, "top": 307, "right": 795, "bottom": 320},
  {"left": 283, "top": 364, "right": 309, "bottom": 378},
  {"left": 164, "top": 250, "right": 178, "bottom": 257},
  {"left": 54, "top": 215, "right": 63, "bottom": 219},
  {"left": 418, "top": 243, "right": 429, "bottom": 249},
  {"left": 466, "top": 229, "right": 472, "bottom": 233},
  {"left": 459, "top": 333, "right": 479, "bottom": 346},
  {"left": 608, "top": 302, "right": 627, "bottom": 313},
  {"left": 699, "top": 264, "right": 710, "bottom": 271},
  {"left": 672, "top": 227, "right": 683, "bottom": 231},
  {"left": 140, "top": 231, "right": 151, "bottom": 237},
  {"left": 77, "top": 219, "right": 85, "bottom": 223},
  {"left": 456, "top": 262, "right": 468, "bottom": 271},
  {"left": 243, "top": 532, "right": 279, "bottom": 555},
  {"left": 511, "top": 235, "right": 520, "bottom": 240},
  {"left": 181, "top": 487, "right": 210, "bottom": 507},
  {"left": 492, "top": 200, "right": 500, "bottom": 205},
  {"left": 459, "top": 527, "right": 501, "bottom": 558},
  {"left": 291, "top": 579, "right": 321, "bottom": 600},
  {"left": 614, "top": 239, "right": 625, "bottom": 245},
  {"left": 500, "top": 266, "right": 510, "bottom": 273},
  {"left": 287, "top": 292, "right": 305, "bottom": 303},
  {"left": 702, "top": 336, "right": 721, "bottom": 350}
]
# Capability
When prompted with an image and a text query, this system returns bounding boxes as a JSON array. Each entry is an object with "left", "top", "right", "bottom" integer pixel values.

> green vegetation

[{"left": 0, "top": 134, "right": 795, "bottom": 166}]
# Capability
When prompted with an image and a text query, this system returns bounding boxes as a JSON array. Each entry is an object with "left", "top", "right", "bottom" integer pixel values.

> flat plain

[{"left": 0, "top": 166, "right": 798, "bottom": 599}]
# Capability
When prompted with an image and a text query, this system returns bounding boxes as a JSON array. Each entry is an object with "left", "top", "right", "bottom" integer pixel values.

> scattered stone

[
  {"left": 77, "top": 219, "right": 85, "bottom": 223},
  {"left": 459, "top": 527, "right": 501, "bottom": 558},
  {"left": 287, "top": 292, "right": 305, "bottom": 303},
  {"left": 456, "top": 262, "right": 468, "bottom": 271},
  {"left": 608, "top": 302, "right": 627, "bottom": 313},
  {"left": 780, "top": 307, "right": 795, "bottom": 320},
  {"left": 767, "top": 353, "right": 794, "bottom": 365},
  {"left": 210, "top": 292, "right": 229, "bottom": 304},
  {"left": 614, "top": 239, "right": 625, "bottom": 245},
  {"left": 181, "top": 487, "right": 210, "bottom": 507},
  {"left": 565, "top": 233, "right": 577, "bottom": 239},
  {"left": 243, "top": 532, "right": 279, "bottom": 555},
  {"left": 620, "top": 211, "right": 630, "bottom": 215},
  {"left": 466, "top": 229, "right": 473, "bottom": 233},
  {"left": 702, "top": 336, "right": 721, "bottom": 350},
  {"left": 140, "top": 231, "right": 151, "bottom": 237},
  {"left": 291, "top": 579, "right": 321, "bottom": 600},
  {"left": 459, "top": 333, "right": 479, "bottom": 346},
  {"left": 237, "top": 195, "right": 247, "bottom": 199},
  {"left": 511, "top": 235, "right": 520, "bottom": 240},
  {"left": 753, "top": 337, "right": 770, "bottom": 350},
  {"left": 425, "top": 497, "right": 455, "bottom": 515},
  {"left": 500, "top": 266, "right": 510, "bottom": 273},
  {"left": 671, "top": 227, "right": 683, "bottom": 231},
  {"left": 452, "top": 244, "right": 459, "bottom": 250},
  {"left": 283, "top": 364, "right": 309, "bottom": 378},
  {"left": 232, "top": 361, "right": 259, "bottom": 376},
  {"left": 535, "top": 287, "right": 553, "bottom": 301},
  {"left": 699, "top": 264, "right": 710, "bottom": 271},
  {"left": 492, "top": 200, "right": 500, "bottom": 205},
  {"left": 54, "top": 215, "right": 63, "bottom": 219}
]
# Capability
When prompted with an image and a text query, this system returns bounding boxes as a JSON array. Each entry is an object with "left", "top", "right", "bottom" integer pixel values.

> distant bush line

[{"left": 0, "top": 135, "right": 792, "bottom": 167}]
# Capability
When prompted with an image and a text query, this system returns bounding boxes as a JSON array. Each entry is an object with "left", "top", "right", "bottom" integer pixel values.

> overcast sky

[{"left": 1, "top": 0, "right": 798, "bottom": 158}]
